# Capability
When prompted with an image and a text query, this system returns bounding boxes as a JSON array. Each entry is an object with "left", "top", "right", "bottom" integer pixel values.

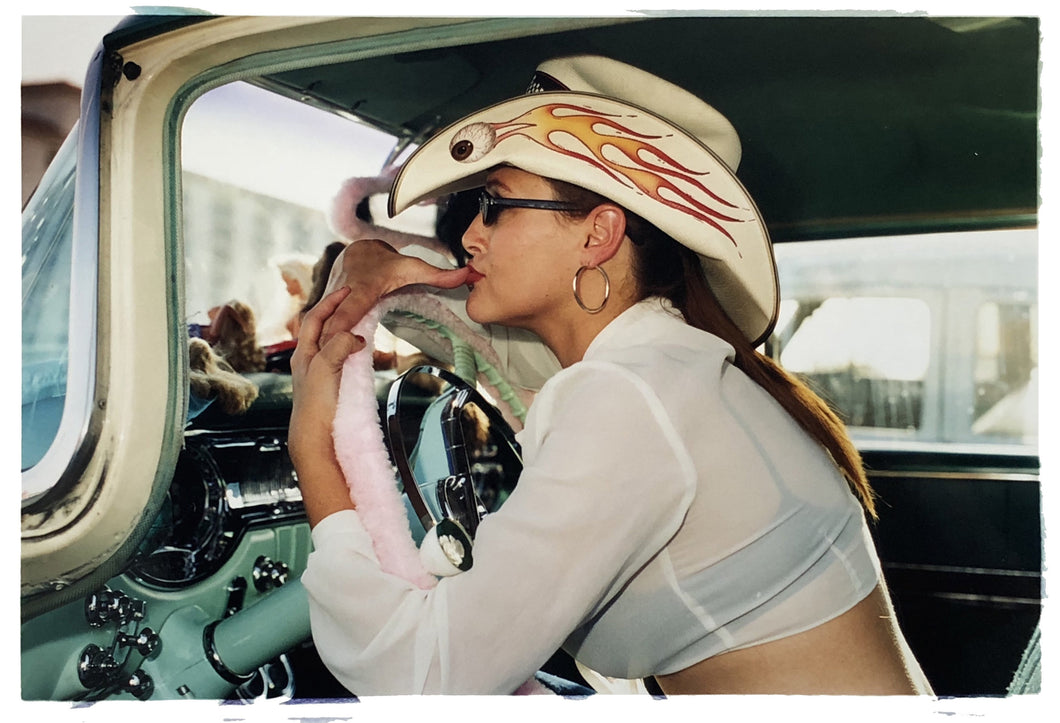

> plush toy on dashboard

[{"left": 188, "top": 337, "right": 259, "bottom": 415}]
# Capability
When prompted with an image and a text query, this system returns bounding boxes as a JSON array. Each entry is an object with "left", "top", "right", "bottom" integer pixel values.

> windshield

[
  {"left": 22, "top": 128, "right": 78, "bottom": 472},
  {"left": 181, "top": 81, "right": 434, "bottom": 352}
]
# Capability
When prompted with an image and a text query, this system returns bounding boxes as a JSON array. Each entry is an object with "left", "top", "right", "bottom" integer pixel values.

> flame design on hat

[{"left": 446, "top": 102, "right": 750, "bottom": 248}]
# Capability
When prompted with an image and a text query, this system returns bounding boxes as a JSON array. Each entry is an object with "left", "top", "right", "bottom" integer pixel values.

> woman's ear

[{"left": 583, "top": 204, "right": 627, "bottom": 264}]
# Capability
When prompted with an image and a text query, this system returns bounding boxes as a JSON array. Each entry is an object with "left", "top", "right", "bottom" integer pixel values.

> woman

[{"left": 290, "top": 55, "right": 932, "bottom": 695}]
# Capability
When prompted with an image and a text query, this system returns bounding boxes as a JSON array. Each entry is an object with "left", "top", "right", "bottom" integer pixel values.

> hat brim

[{"left": 389, "top": 92, "right": 778, "bottom": 345}]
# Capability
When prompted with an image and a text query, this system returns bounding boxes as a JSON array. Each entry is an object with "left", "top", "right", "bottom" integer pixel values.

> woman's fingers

[
  {"left": 292, "top": 286, "right": 352, "bottom": 374},
  {"left": 305, "top": 281, "right": 354, "bottom": 324},
  {"left": 413, "top": 262, "right": 472, "bottom": 290},
  {"left": 301, "top": 285, "right": 352, "bottom": 337},
  {"left": 320, "top": 286, "right": 382, "bottom": 344},
  {"left": 318, "top": 330, "right": 366, "bottom": 369}
]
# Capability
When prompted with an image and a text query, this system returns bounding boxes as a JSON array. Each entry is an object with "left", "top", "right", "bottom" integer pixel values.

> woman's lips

[{"left": 465, "top": 265, "right": 485, "bottom": 286}]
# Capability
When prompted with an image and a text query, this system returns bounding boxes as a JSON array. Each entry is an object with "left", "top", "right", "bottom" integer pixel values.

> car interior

[{"left": 20, "top": 14, "right": 1040, "bottom": 701}]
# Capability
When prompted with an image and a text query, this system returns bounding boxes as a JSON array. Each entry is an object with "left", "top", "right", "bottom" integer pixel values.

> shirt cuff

[{"left": 310, "top": 508, "right": 375, "bottom": 552}]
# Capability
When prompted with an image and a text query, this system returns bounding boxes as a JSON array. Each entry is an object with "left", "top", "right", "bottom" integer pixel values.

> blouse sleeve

[{"left": 301, "top": 362, "right": 696, "bottom": 694}]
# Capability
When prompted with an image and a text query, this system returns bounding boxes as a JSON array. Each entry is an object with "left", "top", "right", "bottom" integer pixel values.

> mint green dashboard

[{"left": 21, "top": 374, "right": 320, "bottom": 701}]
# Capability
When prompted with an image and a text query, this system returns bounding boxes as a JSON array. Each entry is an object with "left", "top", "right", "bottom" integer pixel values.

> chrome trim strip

[
  {"left": 855, "top": 438, "right": 1039, "bottom": 458},
  {"left": 912, "top": 591, "right": 1040, "bottom": 608},
  {"left": 883, "top": 562, "right": 1040, "bottom": 579},
  {"left": 868, "top": 469, "right": 1039, "bottom": 483},
  {"left": 385, "top": 366, "right": 440, "bottom": 533},
  {"left": 21, "top": 45, "right": 103, "bottom": 506}
]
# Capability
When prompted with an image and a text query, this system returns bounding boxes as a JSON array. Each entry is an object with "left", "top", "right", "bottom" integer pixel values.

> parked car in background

[{"left": 21, "top": 13, "right": 1040, "bottom": 702}]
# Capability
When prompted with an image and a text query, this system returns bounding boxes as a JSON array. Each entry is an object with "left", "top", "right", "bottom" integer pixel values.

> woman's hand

[
  {"left": 289, "top": 285, "right": 365, "bottom": 526},
  {"left": 318, "top": 239, "right": 470, "bottom": 344}
]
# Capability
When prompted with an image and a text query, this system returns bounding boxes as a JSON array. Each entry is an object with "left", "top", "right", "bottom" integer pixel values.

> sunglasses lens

[{"left": 479, "top": 193, "right": 496, "bottom": 226}]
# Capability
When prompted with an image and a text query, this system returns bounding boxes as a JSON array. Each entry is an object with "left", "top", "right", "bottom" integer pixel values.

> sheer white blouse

[{"left": 301, "top": 298, "right": 880, "bottom": 694}]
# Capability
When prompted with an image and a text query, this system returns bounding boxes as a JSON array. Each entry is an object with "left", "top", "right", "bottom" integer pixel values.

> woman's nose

[{"left": 461, "top": 214, "right": 487, "bottom": 258}]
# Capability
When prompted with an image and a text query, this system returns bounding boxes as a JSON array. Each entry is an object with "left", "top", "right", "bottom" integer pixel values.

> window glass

[
  {"left": 181, "top": 82, "right": 435, "bottom": 380},
  {"left": 780, "top": 297, "right": 930, "bottom": 434},
  {"left": 183, "top": 82, "right": 388, "bottom": 348},
  {"left": 21, "top": 130, "right": 77, "bottom": 470},
  {"left": 970, "top": 301, "right": 1037, "bottom": 443},
  {"left": 771, "top": 231, "right": 1037, "bottom": 450}
]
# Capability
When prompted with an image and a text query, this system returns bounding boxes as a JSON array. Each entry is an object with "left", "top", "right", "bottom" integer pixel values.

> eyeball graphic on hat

[
  {"left": 390, "top": 55, "right": 779, "bottom": 346},
  {"left": 449, "top": 123, "right": 497, "bottom": 163}
]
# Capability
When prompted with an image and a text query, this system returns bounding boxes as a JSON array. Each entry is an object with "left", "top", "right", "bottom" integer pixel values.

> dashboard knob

[
  {"left": 77, "top": 644, "right": 119, "bottom": 689},
  {"left": 118, "top": 627, "right": 160, "bottom": 658},
  {"left": 252, "top": 556, "right": 290, "bottom": 592},
  {"left": 123, "top": 669, "right": 154, "bottom": 700},
  {"left": 84, "top": 589, "right": 121, "bottom": 626},
  {"left": 117, "top": 597, "right": 146, "bottom": 624},
  {"left": 85, "top": 589, "right": 146, "bottom": 626}
]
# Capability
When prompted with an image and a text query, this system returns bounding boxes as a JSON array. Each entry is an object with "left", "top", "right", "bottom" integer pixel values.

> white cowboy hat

[{"left": 389, "top": 55, "right": 778, "bottom": 344}]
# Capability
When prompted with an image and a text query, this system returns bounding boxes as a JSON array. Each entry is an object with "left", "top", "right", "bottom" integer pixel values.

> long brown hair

[{"left": 549, "top": 179, "right": 876, "bottom": 518}]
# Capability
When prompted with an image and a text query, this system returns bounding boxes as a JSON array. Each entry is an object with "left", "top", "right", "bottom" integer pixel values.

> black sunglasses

[{"left": 478, "top": 191, "right": 584, "bottom": 226}]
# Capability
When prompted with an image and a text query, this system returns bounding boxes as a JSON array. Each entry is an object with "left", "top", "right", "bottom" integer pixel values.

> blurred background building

[
  {"left": 21, "top": 15, "right": 123, "bottom": 207},
  {"left": 21, "top": 82, "right": 80, "bottom": 208}
]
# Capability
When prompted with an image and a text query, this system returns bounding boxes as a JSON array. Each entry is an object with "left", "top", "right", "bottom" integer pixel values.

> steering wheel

[{"left": 384, "top": 365, "right": 522, "bottom": 543}]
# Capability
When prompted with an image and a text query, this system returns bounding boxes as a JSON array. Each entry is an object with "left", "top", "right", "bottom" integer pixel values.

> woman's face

[{"left": 460, "top": 167, "right": 583, "bottom": 329}]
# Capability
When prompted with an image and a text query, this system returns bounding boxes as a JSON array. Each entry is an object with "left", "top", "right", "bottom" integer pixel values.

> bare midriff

[{"left": 655, "top": 585, "right": 933, "bottom": 695}]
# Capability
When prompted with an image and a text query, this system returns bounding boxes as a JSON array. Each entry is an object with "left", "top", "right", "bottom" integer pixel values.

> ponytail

[{"left": 674, "top": 244, "right": 876, "bottom": 518}]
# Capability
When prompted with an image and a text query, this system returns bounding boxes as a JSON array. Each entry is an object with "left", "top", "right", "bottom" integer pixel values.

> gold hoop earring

[{"left": 573, "top": 265, "right": 610, "bottom": 314}]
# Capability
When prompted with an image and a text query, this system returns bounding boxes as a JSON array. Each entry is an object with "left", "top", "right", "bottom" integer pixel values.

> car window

[
  {"left": 769, "top": 230, "right": 1037, "bottom": 450},
  {"left": 970, "top": 299, "right": 1037, "bottom": 441},
  {"left": 185, "top": 81, "right": 444, "bottom": 344},
  {"left": 182, "top": 82, "right": 395, "bottom": 349},
  {"left": 778, "top": 296, "right": 932, "bottom": 436}
]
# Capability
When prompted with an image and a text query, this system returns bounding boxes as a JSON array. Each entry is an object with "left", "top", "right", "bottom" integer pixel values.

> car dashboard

[{"left": 20, "top": 371, "right": 336, "bottom": 702}]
